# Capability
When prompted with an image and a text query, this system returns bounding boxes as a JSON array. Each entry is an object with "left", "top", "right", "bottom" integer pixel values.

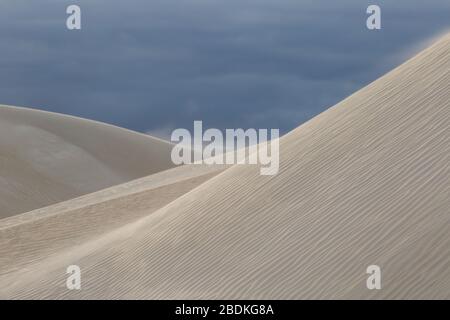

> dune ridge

[
  {"left": 0, "top": 164, "right": 227, "bottom": 274},
  {"left": 0, "top": 33, "right": 449, "bottom": 299}
]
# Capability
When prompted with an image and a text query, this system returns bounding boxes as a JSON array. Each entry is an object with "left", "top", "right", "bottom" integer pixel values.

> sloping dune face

[
  {"left": 1, "top": 34, "right": 449, "bottom": 299},
  {"left": 0, "top": 106, "right": 175, "bottom": 218}
]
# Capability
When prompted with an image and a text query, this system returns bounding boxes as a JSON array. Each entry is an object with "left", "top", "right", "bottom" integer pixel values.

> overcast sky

[{"left": 0, "top": 0, "right": 448, "bottom": 139}]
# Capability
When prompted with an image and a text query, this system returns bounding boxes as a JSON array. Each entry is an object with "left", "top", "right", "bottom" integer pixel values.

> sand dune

[
  {"left": 0, "top": 105, "right": 175, "bottom": 218},
  {"left": 0, "top": 164, "right": 227, "bottom": 274},
  {"left": 0, "top": 34, "right": 449, "bottom": 299}
]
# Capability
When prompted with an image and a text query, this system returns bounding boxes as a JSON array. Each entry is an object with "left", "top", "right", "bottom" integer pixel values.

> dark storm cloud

[{"left": 0, "top": 0, "right": 448, "bottom": 138}]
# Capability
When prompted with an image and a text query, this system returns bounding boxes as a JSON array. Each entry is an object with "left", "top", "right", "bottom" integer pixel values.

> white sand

[
  {"left": 0, "top": 164, "right": 227, "bottom": 273},
  {"left": 0, "top": 105, "right": 175, "bottom": 218},
  {"left": 0, "top": 33, "right": 448, "bottom": 299}
]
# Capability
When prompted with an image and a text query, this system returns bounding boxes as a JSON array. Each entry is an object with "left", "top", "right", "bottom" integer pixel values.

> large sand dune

[
  {"left": 0, "top": 105, "right": 175, "bottom": 218},
  {"left": 0, "top": 33, "right": 449, "bottom": 299}
]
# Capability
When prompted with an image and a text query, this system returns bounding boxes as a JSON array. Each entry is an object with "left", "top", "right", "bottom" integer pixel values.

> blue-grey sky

[{"left": 0, "top": 0, "right": 449, "bottom": 138}]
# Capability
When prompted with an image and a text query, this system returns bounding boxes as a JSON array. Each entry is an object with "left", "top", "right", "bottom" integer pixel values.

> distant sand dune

[
  {"left": 0, "top": 33, "right": 448, "bottom": 299},
  {"left": 0, "top": 105, "right": 175, "bottom": 218}
]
